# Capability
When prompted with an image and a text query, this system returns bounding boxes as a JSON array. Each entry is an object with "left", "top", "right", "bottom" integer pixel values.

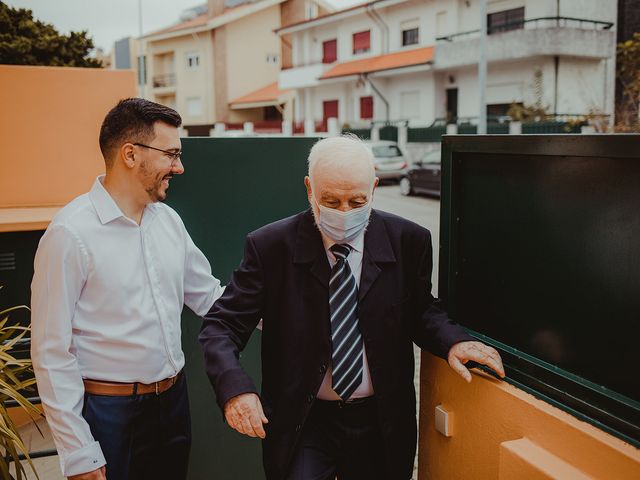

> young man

[{"left": 31, "top": 98, "right": 223, "bottom": 480}]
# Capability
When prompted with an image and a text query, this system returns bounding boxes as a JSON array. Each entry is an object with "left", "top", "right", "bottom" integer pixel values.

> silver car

[{"left": 364, "top": 141, "right": 408, "bottom": 182}]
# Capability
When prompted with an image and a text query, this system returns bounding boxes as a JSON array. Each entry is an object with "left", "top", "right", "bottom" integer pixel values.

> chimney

[{"left": 208, "top": 0, "right": 225, "bottom": 18}]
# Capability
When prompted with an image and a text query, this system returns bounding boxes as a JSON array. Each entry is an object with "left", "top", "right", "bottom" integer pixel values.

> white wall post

[
  {"left": 282, "top": 120, "right": 293, "bottom": 136},
  {"left": 509, "top": 121, "right": 522, "bottom": 135},
  {"left": 327, "top": 117, "right": 340, "bottom": 137}
]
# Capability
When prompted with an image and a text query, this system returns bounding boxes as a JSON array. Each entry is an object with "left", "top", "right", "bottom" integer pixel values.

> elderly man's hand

[
  {"left": 224, "top": 393, "right": 269, "bottom": 439},
  {"left": 69, "top": 466, "right": 106, "bottom": 480},
  {"left": 447, "top": 341, "right": 505, "bottom": 382}
]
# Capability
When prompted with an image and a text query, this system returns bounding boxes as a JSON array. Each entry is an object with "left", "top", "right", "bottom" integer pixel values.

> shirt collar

[{"left": 89, "top": 175, "right": 125, "bottom": 225}]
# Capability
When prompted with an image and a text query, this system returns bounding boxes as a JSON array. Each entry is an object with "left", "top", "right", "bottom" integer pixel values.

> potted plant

[{"left": 0, "top": 294, "right": 41, "bottom": 479}]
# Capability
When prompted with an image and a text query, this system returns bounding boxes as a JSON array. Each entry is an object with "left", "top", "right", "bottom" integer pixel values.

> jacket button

[
  {"left": 319, "top": 364, "right": 327, "bottom": 374},
  {"left": 307, "top": 394, "right": 314, "bottom": 403},
  {"left": 295, "top": 424, "right": 302, "bottom": 432}
]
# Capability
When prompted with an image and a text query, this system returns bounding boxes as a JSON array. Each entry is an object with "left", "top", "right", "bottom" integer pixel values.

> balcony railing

[
  {"left": 152, "top": 73, "right": 176, "bottom": 88},
  {"left": 436, "top": 16, "right": 613, "bottom": 42}
]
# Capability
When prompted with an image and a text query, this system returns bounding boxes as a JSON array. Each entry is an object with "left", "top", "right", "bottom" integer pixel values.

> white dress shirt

[
  {"left": 316, "top": 229, "right": 375, "bottom": 400},
  {"left": 30, "top": 176, "right": 223, "bottom": 477}
]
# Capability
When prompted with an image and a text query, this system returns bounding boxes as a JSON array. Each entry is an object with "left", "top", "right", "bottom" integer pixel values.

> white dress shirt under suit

[
  {"left": 30, "top": 176, "right": 222, "bottom": 477},
  {"left": 316, "top": 230, "right": 375, "bottom": 400}
]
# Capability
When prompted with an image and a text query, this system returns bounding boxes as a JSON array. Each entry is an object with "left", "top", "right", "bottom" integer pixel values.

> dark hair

[{"left": 99, "top": 98, "right": 182, "bottom": 168}]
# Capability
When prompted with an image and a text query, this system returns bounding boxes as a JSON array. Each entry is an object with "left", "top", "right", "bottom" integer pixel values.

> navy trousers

[
  {"left": 82, "top": 373, "right": 191, "bottom": 480},
  {"left": 285, "top": 398, "right": 387, "bottom": 480}
]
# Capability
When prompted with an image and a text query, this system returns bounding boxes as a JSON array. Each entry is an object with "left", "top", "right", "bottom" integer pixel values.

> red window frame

[
  {"left": 360, "top": 96, "right": 373, "bottom": 119},
  {"left": 322, "top": 39, "right": 337, "bottom": 63},
  {"left": 352, "top": 30, "right": 370, "bottom": 54}
]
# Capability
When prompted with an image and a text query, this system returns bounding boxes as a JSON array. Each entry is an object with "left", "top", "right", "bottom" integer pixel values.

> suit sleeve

[
  {"left": 410, "top": 229, "right": 474, "bottom": 358},
  {"left": 199, "top": 234, "right": 263, "bottom": 411}
]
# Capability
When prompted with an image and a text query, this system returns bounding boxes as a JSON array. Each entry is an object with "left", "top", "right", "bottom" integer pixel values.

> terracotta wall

[
  {"left": 418, "top": 353, "right": 640, "bottom": 479},
  {"left": 0, "top": 65, "right": 136, "bottom": 208}
]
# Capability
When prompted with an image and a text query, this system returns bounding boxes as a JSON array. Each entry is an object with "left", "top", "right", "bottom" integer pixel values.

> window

[
  {"left": 352, "top": 30, "right": 370, "bottom": 54},
  {"left": 360, "top": 96, "right": 373, "bottom": 119},
  {"left": 323, "top": 100, "right": 339, "bottom": 121},
  {"left": 186, "top": 97, "right": 202, "bottom": 116},
  {"left": 186, "top": 52, "right": 200, "bottom": 69},
  {"left": 322, "top": 39, "right": 337, "bottom": 64},
  {"left": 402, "top": 27, "right": 419, "bottom": 46},
  {"left": 488, "top": 7, "right": 525, "bottom": 34}
]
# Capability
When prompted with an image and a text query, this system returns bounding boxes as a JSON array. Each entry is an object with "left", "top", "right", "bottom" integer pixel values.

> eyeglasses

[{"left": 133, "top": 143, "right": 182, "bottom": 165}]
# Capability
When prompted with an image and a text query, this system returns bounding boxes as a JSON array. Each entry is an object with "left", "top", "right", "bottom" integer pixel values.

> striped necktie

[{"left": 329, "top": 243, "right": 363, "bottom": 400}]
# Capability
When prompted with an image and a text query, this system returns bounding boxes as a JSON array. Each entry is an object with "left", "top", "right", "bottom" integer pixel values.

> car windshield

[
  {"left": 420, "top": 150, "right": 441, "bottom": 164},
  {"left": 372, "top": 145, "right": 402, "bottom": 158}
]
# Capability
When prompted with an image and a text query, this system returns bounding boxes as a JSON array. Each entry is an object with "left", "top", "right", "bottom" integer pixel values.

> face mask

[{"left": 314, "top": 198, "right": 371, "bottom": 243}]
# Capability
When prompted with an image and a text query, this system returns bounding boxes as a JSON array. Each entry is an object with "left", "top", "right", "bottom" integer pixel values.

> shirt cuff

[{"left": 62, "top": 441, "right": 106, "bottom": 477}]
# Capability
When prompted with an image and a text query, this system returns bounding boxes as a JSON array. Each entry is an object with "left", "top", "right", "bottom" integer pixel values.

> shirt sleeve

[
  {"left": 183, "top": 228, "right": 223, "bottom": 317},
  {"left": 30, "top": 224, "right": 106, "bottom": 476}
]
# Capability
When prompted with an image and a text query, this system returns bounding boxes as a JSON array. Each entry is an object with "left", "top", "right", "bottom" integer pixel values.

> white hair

[{"left": 307, "top": 134, "right": 375, "bottom": 185}]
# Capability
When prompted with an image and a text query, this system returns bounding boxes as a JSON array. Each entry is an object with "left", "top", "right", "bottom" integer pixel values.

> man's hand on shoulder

[
  {"left": 447, "top": 341, "right": 505, "bottom": 382},
  {"left": 224, "top": 392, "right": 269, "bottom": 439},
  {"left": 69, "top": 466, "right": 106, "bottom": 480}
]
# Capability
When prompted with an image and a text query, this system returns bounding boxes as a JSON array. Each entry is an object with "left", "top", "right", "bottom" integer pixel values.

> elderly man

[
  {"left": 31, "top": 98, "right": 223, "bottom": 480},
  {"left": 199, "top": 134, "right": 504, "bottom": 480}
]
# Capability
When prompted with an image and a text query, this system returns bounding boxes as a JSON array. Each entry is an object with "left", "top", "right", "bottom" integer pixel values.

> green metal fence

[{"left": 522, "top": 121, "right": 582, "bottom": 134}]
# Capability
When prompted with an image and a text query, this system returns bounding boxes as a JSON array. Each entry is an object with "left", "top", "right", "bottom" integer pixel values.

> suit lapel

[
  {"left": 359, "top": 210, "right": 396, "bottom": 302},
  {"left": 293, "top": 209, "right": 330, "bottom": 289}
]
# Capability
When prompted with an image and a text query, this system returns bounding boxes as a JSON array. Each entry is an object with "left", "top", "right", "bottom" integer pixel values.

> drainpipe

[
  {"left": 363, "top": 74, "right": 390, "bottom": 122},
  {"left": 366, "top": 3, "right": 389, "bottom": 54}
]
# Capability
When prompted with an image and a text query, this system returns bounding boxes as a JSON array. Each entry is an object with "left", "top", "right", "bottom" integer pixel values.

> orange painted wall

[
  {"left": 0, "top": 65, "right": 136, "bottom": 208},
  {"left": 418, "top": 353, "right": 640, "bottom": 479}
]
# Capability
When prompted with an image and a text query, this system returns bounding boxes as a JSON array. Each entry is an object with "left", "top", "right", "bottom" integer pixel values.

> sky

[{"left": 6, "top": 0, "right": 364, "bottom": 52}]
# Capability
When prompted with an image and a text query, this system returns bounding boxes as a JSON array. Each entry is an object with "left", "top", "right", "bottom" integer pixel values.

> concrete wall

[
  {"left": 225, "top": 4, "right": 282, "bottom": 105},
  {"left": 0, "top": 65, "right": 136, "bottom": 210},
  {"left": 418, "top": 352, "right": 640, "bottom": 479},
  {"left": 147, "top": 32, "right": 215, "bottom": 126}
]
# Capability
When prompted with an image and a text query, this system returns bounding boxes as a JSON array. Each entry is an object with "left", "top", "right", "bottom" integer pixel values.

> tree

[
  {"left": 615, "top": 32, "right": 640, "bottom": 132},
  {"left": 0, "top": 3, "right": 101, "bottom": 68}
]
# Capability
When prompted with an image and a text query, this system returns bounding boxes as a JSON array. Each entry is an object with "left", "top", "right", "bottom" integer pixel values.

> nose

[
  {"left": 337, "top": 202, "right": 353, "bottom": 212},
  {"left": 172, "top": 157, "right": 185, "bottom": 175}
]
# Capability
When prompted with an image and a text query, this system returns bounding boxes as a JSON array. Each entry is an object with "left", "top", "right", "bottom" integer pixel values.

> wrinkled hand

[
  {"left": 224, "top": 393, "right": 268, "bottom": 439},
  {"left": 448, "top": 341, "right": 505, "bottom": 382},
  {"left": 69, "top": 466, "right": 106, "bottom": 480}
]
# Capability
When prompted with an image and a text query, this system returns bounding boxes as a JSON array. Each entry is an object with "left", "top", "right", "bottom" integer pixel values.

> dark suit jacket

[{"left": 199, "top": 208, "right": 473, "bottom": 480}]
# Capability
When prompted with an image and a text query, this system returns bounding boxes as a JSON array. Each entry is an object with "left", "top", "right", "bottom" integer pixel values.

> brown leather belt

[{"left": 83, "top": 371, "right": 182, "bottom": 397}]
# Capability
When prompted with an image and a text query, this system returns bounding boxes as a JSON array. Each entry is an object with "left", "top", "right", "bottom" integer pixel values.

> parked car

[
  {"left": 364, "top": 140, "right": 408, "bottom": 182},
  {"left": 399, "top": 149, "right": 441, "bottom": 197}
]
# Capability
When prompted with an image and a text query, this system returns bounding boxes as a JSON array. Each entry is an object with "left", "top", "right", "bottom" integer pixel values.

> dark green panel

[
  {"left": 167, "top": 137, "right": 316, "bottom": 480},
  {"left": 379, "top": 125, "right": 398, "bottom": 142},
  {"left": 0, "top": 230, "right": 44, "bottom": 326},
  {"left": 440, "top": 134, "right": 640, "bottom": 446}
]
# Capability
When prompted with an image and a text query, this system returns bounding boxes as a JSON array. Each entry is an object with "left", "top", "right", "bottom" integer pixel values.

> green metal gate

[{"left": 167, "top": 137, "right": 317, "bottom": 479}]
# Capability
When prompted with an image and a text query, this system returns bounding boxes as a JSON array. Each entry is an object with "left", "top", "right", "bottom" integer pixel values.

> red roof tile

[
  {"left": 319, "top": 46, "right": 434, "bottom": 80},
  {"left": 229, "top": 82, "right": 291, "bottom": 105}
]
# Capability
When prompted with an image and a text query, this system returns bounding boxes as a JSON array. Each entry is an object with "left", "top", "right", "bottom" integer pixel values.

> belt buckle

[{"left": 155, "top": 381, "right": 159, "bottom": 396}]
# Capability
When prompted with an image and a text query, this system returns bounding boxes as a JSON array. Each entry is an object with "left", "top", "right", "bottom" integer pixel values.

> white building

[{"left": 276, "top": 0, "right": 617, "bottom": 130}]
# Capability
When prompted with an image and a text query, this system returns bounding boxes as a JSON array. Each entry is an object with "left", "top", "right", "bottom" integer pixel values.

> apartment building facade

[
  {"left": 276, "top": 0, "right": 617, "bottom": 129},
  {"left": 113, "top": 0, "right": 333, "bottom": 134}
]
